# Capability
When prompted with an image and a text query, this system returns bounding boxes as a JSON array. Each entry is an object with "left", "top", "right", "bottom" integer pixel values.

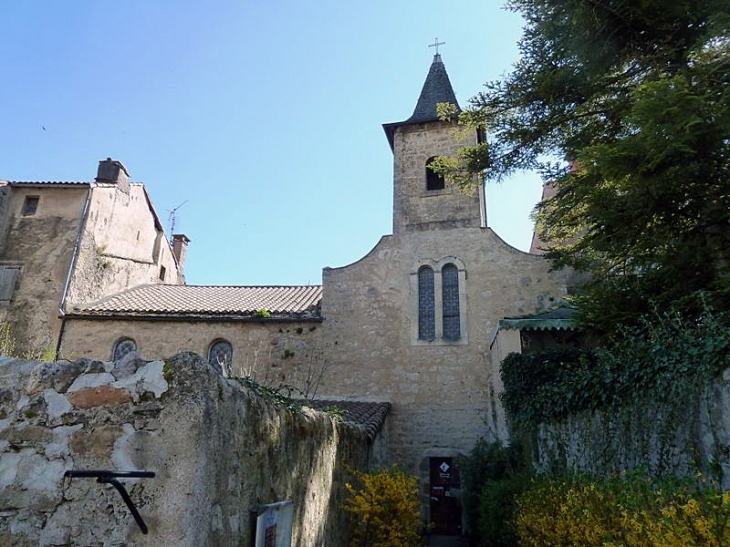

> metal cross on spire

[{"left": 428, "top": 38, "right": 445, "bottom": 54}]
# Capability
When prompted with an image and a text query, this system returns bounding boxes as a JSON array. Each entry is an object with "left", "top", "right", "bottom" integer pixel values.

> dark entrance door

[{"left": 429, "top": 457, "right": 462, "bottom": 535}]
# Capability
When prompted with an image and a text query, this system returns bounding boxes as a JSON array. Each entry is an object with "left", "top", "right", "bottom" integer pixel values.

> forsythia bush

[
  {"left": 344, "top": 466, "right": 424, "bottom": 547},
  {"left": 515, "top": 474, "right": 730, "bottom": 546}
]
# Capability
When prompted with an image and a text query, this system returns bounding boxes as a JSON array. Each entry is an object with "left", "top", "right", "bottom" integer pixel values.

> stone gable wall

[
  {"left": 0, "top": 352, "right": 376, "bottom": 546},
  {"left": 320, "top": 227, "right": 567, "bottom": 488},
  {"left": 65, "top": 184, "right": 182, "bottom": 309}
]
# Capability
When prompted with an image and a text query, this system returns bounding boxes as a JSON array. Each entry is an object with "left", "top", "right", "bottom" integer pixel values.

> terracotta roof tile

[
  {"left": 72, "top": 284, "right": 322, "bottom": 319},
  {"left": 303, "top": 400, "right": 391, "bottom": 440}
]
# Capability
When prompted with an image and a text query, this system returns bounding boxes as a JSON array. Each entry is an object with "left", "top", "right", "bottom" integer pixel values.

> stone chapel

[{"left": 0, "top": 53, "right": 573, "bottom": 533}]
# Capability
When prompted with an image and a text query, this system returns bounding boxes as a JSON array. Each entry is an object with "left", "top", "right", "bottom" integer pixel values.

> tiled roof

[
  {"left": 5, "top": 180, "right": 91, "bottom": 186},
  {"left": 383, "top": 53, "right": 461, "bottom": 150},
  {"left": 71, "top": 284, "right": 322, "bottom": 319},
  {"left": 303, "top": 400, "right": 391, "bottom": 440}
]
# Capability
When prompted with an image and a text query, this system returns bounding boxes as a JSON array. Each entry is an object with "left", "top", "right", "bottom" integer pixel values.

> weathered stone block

[
  {"left": 70, "top": 424, "right": 123, "bottom": 458},
  {"left": 67, "top": 385, "right": 131, "bottom": 408}
]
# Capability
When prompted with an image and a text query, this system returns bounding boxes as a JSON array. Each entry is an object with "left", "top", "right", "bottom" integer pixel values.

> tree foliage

[{"left": 439, "top": 0, "right": 730, "bottom": 331}]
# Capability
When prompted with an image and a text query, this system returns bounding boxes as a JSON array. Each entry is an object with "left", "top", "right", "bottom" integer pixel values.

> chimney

[
  {"left": 171, "top": 234, "right": 190, "bottom": 273},
  {"left": 95, "top": 157, "right": 130, "bottom": 193}
]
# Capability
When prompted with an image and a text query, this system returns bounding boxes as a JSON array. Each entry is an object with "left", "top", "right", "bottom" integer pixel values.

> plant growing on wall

[
  {"left": 0, "top": 320, "right": 55, "bottom": 362},
  {"left": 501, "top": 304, "right": 730, "bottom": 428},
  {"left": 0, "top": 321, "right": 15, "bottom": 357},
  {"left": 344, "top": 466, "right": 425, "bottom": 547},
  {"left": 500, "top": 302, "right": 730, "bottom": 477}
]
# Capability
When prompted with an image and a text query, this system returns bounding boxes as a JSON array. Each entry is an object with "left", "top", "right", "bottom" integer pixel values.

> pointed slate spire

[
  {"left": 383, "top": 54, "right": 461, "bottom": 150},
  {"left": 405, "top": 53, "right": 460, "bottom": 124}
]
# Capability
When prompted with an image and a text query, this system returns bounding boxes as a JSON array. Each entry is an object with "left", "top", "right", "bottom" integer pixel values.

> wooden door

[{"left": 429, "top": 457, "right": 462, "bottom": 535}]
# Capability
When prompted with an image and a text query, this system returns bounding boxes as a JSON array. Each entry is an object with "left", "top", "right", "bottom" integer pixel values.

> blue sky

[{"left": 0, "top": 1, "right": 542, "bottom": 286}]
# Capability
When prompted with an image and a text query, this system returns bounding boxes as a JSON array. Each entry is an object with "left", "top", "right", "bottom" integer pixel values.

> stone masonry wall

[
  {"left": 0, "top": 352, "right": 375, "bottom": 546},
  {"left": 0, "top": 185, "right": 88, "bottom": 355},
  {"left": 531, "top": 367, "right": 730, "bottom": 487},
  {"left": 65, "top": 183, "right": 182, "bottom": 309},
  {"left": 60, "top": 319, "right": 326, "bottom": 396},
  {"left": 320, "top": 226, "right": 567, "bottom": 506},
  {"left": 392, "top": 122, "right": 482, "bottom": 233}
]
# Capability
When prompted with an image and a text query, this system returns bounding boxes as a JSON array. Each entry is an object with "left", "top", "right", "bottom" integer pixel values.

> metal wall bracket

[{"left": 64, "top": 470, "right": 155, "bottom": 534}]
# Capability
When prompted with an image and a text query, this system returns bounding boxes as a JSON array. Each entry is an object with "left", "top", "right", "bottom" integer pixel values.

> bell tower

[{"left": 383, "top": 53, "right": 485, "bottom": 234}]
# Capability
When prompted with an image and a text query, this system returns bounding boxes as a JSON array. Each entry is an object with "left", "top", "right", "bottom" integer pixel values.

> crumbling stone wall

[{"left": 0, "top": 352, "right": 375, "bottom": 546}]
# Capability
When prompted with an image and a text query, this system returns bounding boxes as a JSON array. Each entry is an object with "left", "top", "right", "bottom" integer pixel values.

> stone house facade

[
  {"left": 4, "top": 54, "right": 570, "bottom": 534},
  {"left": 0, "top": 160, "right": 185, "bottom": 357}
]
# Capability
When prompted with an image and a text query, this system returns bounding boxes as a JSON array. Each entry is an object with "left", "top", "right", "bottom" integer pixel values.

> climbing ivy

[{"left": 501, "top": 305, "right": 730, "bottom": 428}]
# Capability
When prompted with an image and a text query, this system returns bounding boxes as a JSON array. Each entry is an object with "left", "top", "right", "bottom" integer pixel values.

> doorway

[{"left": 429, "top": 457, "right": 462, "bottom": 535}]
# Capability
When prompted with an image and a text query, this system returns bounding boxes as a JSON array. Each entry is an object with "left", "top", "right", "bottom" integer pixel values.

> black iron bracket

[{"left": 64, "top": 470, "right": 155, "bottom": 534}]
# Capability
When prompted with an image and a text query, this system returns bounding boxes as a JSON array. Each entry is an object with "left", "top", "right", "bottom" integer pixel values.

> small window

[
  {"left": 208, "top": 339, "right": 233, "bottom": 375},
  {"left": 159, "top": 266, "right": 166, "bottom": 281},
  {"left": 112, "top": 338, "right": 137, "bottom": 361},
  {"left": 442, "top": 264, "right": 461, "bottom": 340},
  {"left": 22, "top": 196, "right": 39, "bottom": 216},
  {"left": 0, "top": 266, "right": 20, "bottom": 304},
  {"left": 418, "top": 266, "right": 436, "bottom": 340},
  {"left": 426, "top": 157, "right": 445, "bottom": 191}
]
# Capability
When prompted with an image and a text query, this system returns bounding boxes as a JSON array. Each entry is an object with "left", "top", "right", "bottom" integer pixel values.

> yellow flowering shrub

[
  {"left": 514, "top": 474, "right": 730, "bottom": 546},
  {"left": 343, "top": 466, "right": 424, "bottom": 547}
]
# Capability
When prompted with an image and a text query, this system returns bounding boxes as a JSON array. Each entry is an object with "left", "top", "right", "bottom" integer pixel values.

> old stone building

[
  {"left": 315, "top": 53, "right": 568, "bottom": 532},
  {"left": 3, "top": 54, "right": 570, "bottom": 534},
  {"left": 0, "top": 159, "right": 185, "bottom": 357}
]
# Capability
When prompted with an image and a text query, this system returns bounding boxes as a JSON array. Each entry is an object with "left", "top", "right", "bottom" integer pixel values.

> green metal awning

[{"left": 498, "top": 304, "right": 578, "bottom": 331}]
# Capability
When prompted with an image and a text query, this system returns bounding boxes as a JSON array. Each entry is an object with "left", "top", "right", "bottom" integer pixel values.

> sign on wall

[{"left": 254, "top": 500, "right": 293, "bottom": 547}]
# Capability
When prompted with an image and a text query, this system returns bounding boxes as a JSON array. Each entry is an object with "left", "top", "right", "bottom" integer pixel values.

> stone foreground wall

[
  {"left": 532, "top": 369, "right": 730, "bottom": 487},
  {"left": 0, "top": 352, "right": 374, "bottom": 546}
]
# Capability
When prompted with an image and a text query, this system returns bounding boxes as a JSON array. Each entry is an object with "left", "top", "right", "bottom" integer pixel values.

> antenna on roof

[{"left": 167, "top": 200, "right": 188, "bottom": 244}]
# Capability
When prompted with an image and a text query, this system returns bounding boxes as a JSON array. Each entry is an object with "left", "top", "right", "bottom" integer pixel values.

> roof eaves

[
  {"left": 65, "top": 310, "right": 324, "bottom": 322},
  {"left": 7, "top": 181, "right": 91, "bottom": 187}
]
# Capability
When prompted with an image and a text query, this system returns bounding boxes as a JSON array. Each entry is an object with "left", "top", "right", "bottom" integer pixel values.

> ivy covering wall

[{"left": 500, "top": 306, "right": 730, "bottom": 480}]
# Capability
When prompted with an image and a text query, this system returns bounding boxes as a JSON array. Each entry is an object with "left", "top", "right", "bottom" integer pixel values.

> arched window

[
  {"left": 208, "top": 339, "right": 233, "bottom": 375},
  {"left": 112, "top": 338, "right": 137, "bottom": 361},
  {"left": 426, "top": 157, "right": 445, "bottom": 191},
  {"left": 442, "top": 264, "right": 461, "bottom": 340},
  {"left": 418, "top": 266, "right": 436, "bottom": 340}
]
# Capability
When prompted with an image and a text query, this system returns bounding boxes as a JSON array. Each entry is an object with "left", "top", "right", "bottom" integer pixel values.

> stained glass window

[
  {"left": 442, "top": 264, "right": 461, "bottom": 340},
  {"left": 112, "top": 338, "right": 136, "bottom": 361},
  {"left": 208, "top": 339, "right": 233, "bottom": 375},
  {"left": 418, "top": 266, "right": 436, "bottom": 340}
]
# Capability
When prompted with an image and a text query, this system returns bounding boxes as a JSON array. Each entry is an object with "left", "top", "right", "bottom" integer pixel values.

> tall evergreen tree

[{"left": 437, "top": 0, "right": 730, "bottom": 332}]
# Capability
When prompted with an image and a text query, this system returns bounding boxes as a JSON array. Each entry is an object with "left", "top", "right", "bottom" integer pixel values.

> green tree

[{"left": 436, "top": 0, "right": 730, "bottom": 332}]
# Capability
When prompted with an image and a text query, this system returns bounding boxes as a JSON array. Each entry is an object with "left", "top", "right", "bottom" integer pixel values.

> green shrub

[
  {"left": 514, "top": 473, "right": 730, "bottom": 546},
  {"left": 343, "top": 466, "right": 425, "bottom": 547},
  {"left": 477, "top": 472, "right": 531, "bottom": 547},
  {"left": 458, "top": 440, "right": 529, "bottom": 546}
]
